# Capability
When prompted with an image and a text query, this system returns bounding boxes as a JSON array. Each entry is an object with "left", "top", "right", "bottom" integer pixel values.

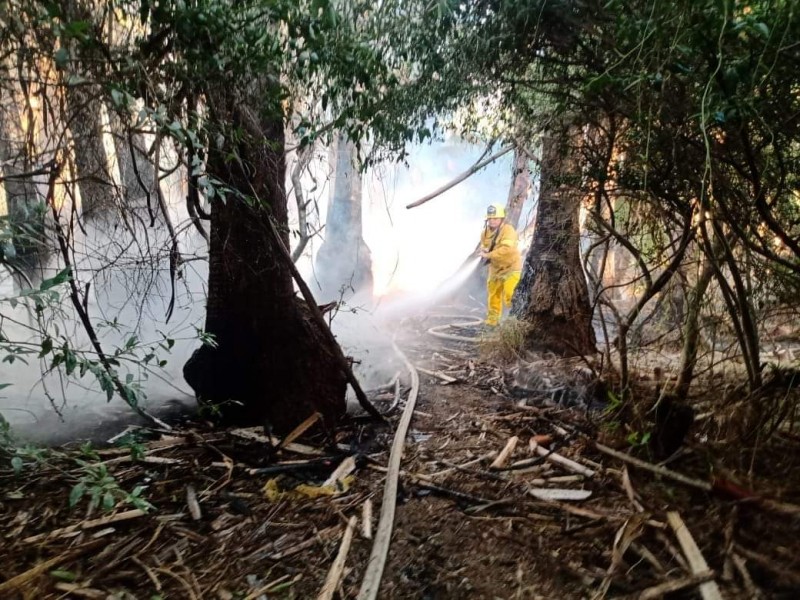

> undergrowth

[{"left": 478, "top": 317, "right": 532, "bottom": 364}]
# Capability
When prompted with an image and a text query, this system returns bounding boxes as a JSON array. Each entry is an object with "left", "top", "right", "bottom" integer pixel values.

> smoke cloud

[{"left": 1, "top": 133, "right": 521, "bottom": 441}]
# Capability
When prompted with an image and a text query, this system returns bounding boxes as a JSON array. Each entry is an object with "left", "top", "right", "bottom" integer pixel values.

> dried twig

[
  {"left": 731, "top": 553, "right": 762, "bottom": 599},
  {"left": 616, "top": 570, "right": 715, "bottom": 600},
  {"left": 323, "top": 456, "right": 357, "bottom": 487},
  {"left": 23, "top": 509, "right": 147, "bottom": 544},
  {"left": 279, "top": 411, "right": 322, "bottom": 450},
  {"left": 490, "top": 436, "right": 519, "bottom": 469},
  {"left": 186, "top": 485, "right": 202, "bottom": 521},
  {"left": 417, "top": 367, "right": 458, "bottom": 384},
  {"left": 733, "top": 544, "right": 800, "bottom": 587},
  {"left": 268, "top": 526, "right": 340, "bottom": 560},
  {"left": 596, "top": 443, "right": 711, "bottom": 491},
  {"left": 666, "top": 511, "right": 723, "bottom": 600},
  {"left": 318, "top": 516, "right": 357, "bottom": 600},
  {"left": 533, "top": 443, "right": 596, "bottom": 477},
  {"left": 362, "top": 499, "right": 373, "bottom": 540}
]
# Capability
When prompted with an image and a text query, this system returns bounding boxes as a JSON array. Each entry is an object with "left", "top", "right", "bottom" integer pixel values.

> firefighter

[{"left": 479, "top": 203, "right": 522, "bottom": 326}]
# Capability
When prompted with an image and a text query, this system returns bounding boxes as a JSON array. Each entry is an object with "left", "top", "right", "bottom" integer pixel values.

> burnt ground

[{"left": 2, "top": 315, "right": 800, "bottom": 599}]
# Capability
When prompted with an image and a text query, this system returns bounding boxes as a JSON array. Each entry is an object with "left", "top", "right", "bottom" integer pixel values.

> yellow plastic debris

[{"left": 262, "top": 475, "right": 354, "bottom": 502}]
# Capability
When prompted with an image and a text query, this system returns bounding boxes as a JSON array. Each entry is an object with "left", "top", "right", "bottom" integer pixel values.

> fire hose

[
  {"left": 356, "top": 339, "right": 419, "bottom": 600},
  {"left": 426, "top": 314, "right": 484, "bottom": 343},
  {"left": 357, "top": 313, "right": 483, "bottom": 597}
]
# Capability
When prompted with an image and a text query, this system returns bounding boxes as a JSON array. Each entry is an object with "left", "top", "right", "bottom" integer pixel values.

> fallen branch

[
  {"left": 246, "top": 457, "right": 337, "bottom": 476},
  {"left": 323, "top": 456, "right": 357, "bottom": 487},
  {"left": 490, "top": 436, "right": 519, "bottom": 469},
  {"left": 731, "top": 553, "right": 762, "bottom": 599},
  {"left": 596, "top": 443, "right": 711, "bottom": 491},
  {"left": 229, "top": 427, "right": 324, "bottom": 456},
  {"left": 415, "top": 479, "right": 500, "bottom": 506},
  {"left": 279, "top": 411, "right": 322, "bottom": 449},
  {"left": 267, "top": 216, "right": 384, "bottom": 422},
  {"left": 23, "top": 509, "right": 147, "bottom": 544},
  {"left": 666, "top": 511, "right": 723, "bottom": 600},
  {"left": 533, "top": 443, "right": 596, "bottom": 478},
  {"left": 529, "top": 488, "right": 591, "bottom": 501},
  {"left": 417, "top": 367, "right": 458, "bottom": 384},
  {"left": 317, "top": 516, "right": 357, "bottom": 600}
]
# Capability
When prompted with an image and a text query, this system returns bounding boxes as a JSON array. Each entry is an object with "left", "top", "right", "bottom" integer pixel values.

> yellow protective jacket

[{"left": 480, "top": 222, "right": 522, "bottom": 279}]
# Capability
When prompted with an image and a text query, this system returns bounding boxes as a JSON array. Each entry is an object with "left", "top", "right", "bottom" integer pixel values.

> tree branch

[{"left": 406, "top": 145, "right": 514, "bottom": 209}]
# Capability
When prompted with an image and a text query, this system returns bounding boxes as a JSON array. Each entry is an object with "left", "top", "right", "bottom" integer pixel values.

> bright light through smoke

[{"left": 291, "top": 135, "right": 515, "bottom": 300}]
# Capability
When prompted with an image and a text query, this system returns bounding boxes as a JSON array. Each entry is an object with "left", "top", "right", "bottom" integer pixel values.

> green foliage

[
  {"left": 69, "top": 459, "right": 153, "bottom": 512},
  {"left": 626, "top": 430, "right": 652, "bottom": 449},
  {"left": 0, "top": 419, "right": 153, "bottom": 513}
]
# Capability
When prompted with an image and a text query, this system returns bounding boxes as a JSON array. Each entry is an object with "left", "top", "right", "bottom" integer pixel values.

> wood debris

[{"left": 667, "top": 511, "right": 723, "bottom": 600}]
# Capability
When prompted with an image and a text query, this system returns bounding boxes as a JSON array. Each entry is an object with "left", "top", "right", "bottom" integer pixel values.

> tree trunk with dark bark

[
  {"left": 183, "top": 93, "right": 346, "bottom": 434},
  {"left": 314, "top": 134, "right": 372, "bottom": 302},
  {"left": 511, "top": 126, "right": 596, "bottom": 356}
]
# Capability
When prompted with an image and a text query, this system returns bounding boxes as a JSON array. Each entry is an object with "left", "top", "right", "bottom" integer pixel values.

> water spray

[{"left": 430, "top": 255, "right": 482, "bottom": 302}]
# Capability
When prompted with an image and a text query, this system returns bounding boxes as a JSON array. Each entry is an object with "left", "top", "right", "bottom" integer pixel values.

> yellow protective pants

[{"left": 486, "top": 271, "right": 521, "bottom": 326}]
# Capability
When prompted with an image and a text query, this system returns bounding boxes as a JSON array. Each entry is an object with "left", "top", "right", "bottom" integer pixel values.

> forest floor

[{"left": 2, "top": 314, "right": 800, "bottom": 599}]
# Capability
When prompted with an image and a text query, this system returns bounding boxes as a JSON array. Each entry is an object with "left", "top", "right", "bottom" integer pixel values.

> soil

[{"left": 2, "top": 316, "right": 800, "bottom": 599}]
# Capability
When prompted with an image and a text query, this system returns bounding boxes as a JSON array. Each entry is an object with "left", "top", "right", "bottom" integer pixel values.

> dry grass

[{"left": 477, "top": 317, "right": 532, "bottom": 364}]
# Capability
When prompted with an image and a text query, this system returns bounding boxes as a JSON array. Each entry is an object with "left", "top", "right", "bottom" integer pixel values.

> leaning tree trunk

[
  {"left": 314, "top": 134, "right": 372, "bottom": 302},
  {"left": 505, "top": 147, "right": 530, "bottom": 229},
  {"left": 183, "top": 93, "right": 346, "bottom": 434},
  {"left": 511, "top": 125, "right": 596, "bottom": 356}
]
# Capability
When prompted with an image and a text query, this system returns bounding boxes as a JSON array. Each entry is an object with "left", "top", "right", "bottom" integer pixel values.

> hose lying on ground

[
  {"left": 356, "top": 339, "right": 420, "bottom": 600},
  {"left": 426, "top": 314, "right": 483, "bottom": 343}
]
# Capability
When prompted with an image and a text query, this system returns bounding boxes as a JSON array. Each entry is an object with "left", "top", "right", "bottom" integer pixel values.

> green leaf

[
  {"left": 64, "top": 351, "right": 77, "bottom": 375},
  {"left": 39, "top": 337, "right": 53, "bottom": 358},
  {"left": 50, "top": 569, "right": 77, "bottom": 582},
  {"left": 40, "top": 268, "right": 71, "bottom": 291},
  {"left": 69, "top": 482, "right": 86, "bottom": 507},
  {"left": 11, "top": 456, "right": 23, "bottom": 474}
]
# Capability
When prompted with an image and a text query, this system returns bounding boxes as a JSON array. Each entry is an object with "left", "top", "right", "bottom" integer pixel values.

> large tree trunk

[
  {"left": 511, "top": 126, "right": 596, "bottom": 356},
  {"left": 183, "top": 94, "right": 346, "bottom": 434},
  {"left": 61, "top": 1, "right": 119, "bottom": 219},
  {"left": 505, "top": 147, "right": 530, "bottom": 229},
  {"left": 0, "top": 59, "right": 46, "bottom": 280},
  {"left": 314, "top": 134, "right": 372, "bottom": 302}
]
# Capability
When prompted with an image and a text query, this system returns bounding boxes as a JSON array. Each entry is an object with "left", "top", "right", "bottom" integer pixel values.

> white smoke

[{"left": 1, "top": 133, "right": 522, "bottom": 439}]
